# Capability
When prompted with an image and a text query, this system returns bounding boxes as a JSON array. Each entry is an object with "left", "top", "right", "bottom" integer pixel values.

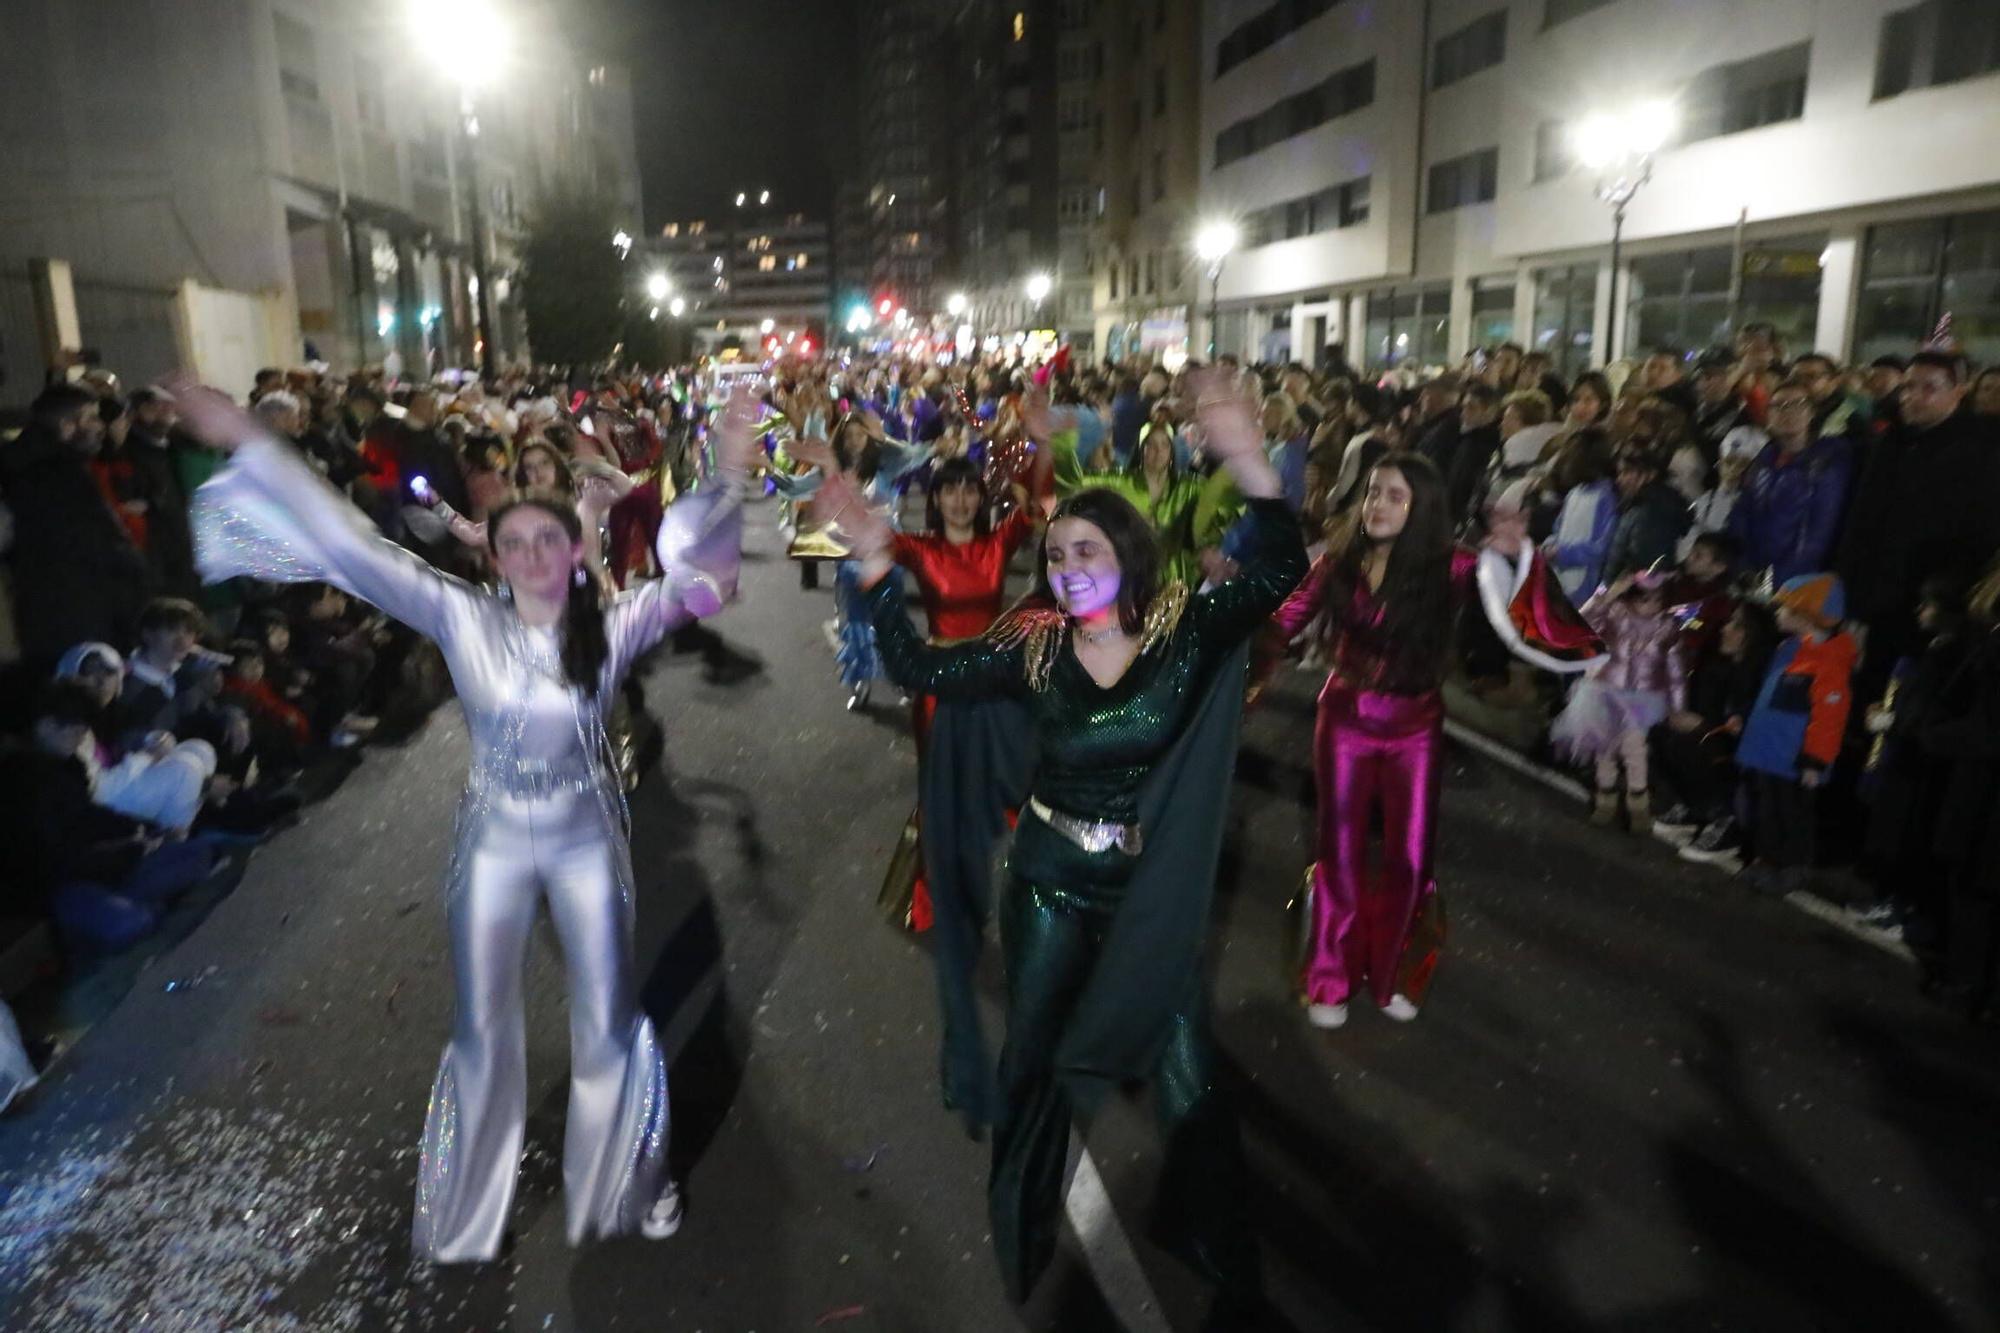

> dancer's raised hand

[
  {"left": 712, "top": 382, "right": 763, "bottom": 483},
  {"left": 161, "top": 375, "right": 259, "bottom": 454},
  {"left": 786, "top": 436, "right": 838, "bottom": 474}
]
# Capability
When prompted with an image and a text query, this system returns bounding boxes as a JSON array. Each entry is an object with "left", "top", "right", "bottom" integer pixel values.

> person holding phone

[{"left": 176, "top": 378, "right": 759, "bottom": 1264}]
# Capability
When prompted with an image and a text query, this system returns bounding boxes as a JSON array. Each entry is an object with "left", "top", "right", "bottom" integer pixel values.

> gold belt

[{"left": 1028, "top": 797, "right": 1144, "bottom": 857}]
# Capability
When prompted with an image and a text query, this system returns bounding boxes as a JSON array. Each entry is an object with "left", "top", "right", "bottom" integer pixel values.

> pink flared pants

[{"left": 1301, "top": 680, "right": 1445, "bottom": 1008}]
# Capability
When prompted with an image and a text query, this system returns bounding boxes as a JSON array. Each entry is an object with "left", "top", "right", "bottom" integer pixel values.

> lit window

[
  {"left": 662, "top": 222, "right": 679, "bottom": 238},
  {"left": 794, "top": 253, "right": 809, "bottom": 268},
  {"left": 1014, "top": 12, "right": 1025, "bottom": 40},
  {"left": 758, "top": 255, "right": 777, "bottom": 271},
  {"left": 689, "top": 220, "right": 706, "bottom": 235}
]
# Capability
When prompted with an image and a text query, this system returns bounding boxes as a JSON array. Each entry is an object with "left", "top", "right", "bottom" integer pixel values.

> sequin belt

[
  {"left": 468, "top": 757, "right": 603, "bottom": 800},
  {"left": 1028, "top": 797, "right": 1144, "bottom": 857}
]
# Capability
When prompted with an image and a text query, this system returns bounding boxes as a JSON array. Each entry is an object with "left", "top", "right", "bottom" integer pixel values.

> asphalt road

[{"left": 2, "top": 500, "right": 1996, "bottom": 1333}]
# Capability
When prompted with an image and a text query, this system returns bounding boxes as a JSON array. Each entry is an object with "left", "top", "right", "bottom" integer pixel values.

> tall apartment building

[
  {"left": 0, "top": 0, "right": 642, "bottom": 403},
  {"left": 648, "top": 206, "right": 831, "bottom": 353},
  {"left": 1090, "top": 0, "right": 1204, "bottom": 364},
  {"left": 1199, "top": 0, "right": 2000, "bottom": 373},
  {"left": 862, "top": 2, "right": 953, "bottom": 318}
]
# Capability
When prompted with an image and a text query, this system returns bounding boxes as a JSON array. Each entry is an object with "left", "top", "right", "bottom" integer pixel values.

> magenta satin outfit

[{"left": 1273, "top": 550, "right": 1481, "bottom": 1008}]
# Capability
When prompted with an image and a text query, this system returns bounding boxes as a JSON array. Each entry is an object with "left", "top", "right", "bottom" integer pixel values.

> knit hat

[{"left": 1773, "top": 572, "right": 1846, "bottom": 630}]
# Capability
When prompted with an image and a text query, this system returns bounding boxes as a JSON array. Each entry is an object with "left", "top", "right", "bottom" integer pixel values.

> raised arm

[
  {"left": 599, "top": 383, "right": 759, "bottom": 682},
  {"left": 177, "top": 385, "right": 465, "bottom": 641}
]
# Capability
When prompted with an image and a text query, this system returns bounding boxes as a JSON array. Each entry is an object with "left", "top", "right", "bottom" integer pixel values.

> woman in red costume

[
  {"left": 1271, "top": 456, "right": 1600, "bottom": 1029},
  {"left": 883, "top": 455, "right": 1044, "bottom": 931}
]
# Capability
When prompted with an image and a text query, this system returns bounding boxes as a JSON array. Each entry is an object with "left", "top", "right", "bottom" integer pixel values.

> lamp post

[
  {"left": 1571, "top": 100, "right": 1675, "bottom": 365},
  {"left": 1194, "top": 220, "right": 1239, "bottom": 361},
  {"left": 410, "top": 0, "right": 509, "bottom": 379},
  {"left": 1024, "top": 274, "right": 1051, "bottom": 348}
]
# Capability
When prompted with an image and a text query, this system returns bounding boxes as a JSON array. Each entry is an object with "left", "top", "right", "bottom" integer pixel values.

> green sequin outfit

[{"left": 866, "top": 497, "right": 1305, "bottom": 1302}]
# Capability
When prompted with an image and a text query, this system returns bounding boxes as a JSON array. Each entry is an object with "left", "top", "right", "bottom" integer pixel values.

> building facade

[
  {"left": 0, "top": 0, "right": 642, "bottom": 404},
  {"left": 648, "top": 205, "right": 831, "bottom": 354},
  {"left": 860, "top": 2, "right": 953, "bottom": 321},
  {"left": 1199, "top": 0, "right": 2000, "bottom": 373},
  {"left": 1090, "top": 0, "right": 1204, "bottom": 365}
]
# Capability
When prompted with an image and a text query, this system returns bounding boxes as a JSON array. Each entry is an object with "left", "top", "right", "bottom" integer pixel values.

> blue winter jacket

[{"left": 1728, "top": 434, "right": 1854, "bottom": 585}]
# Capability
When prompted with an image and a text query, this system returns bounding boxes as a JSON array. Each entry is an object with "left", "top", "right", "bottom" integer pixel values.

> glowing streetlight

[
  {"left": 759, "top": 318, "right": 776, "bottom": 335},
  {"left": 1570, "top": 100, "right": 1676, "bottom": 361},
  {"left": 1024, "top": 273, "right": 1053, "bottom": 306},
  {"left": 407, "top": 0, "right": 510, "bottom": 88},
  {"left": 612, "top": 229, "right": 633, "bottom": 258},
  {"left": 735, "top": 192, "right": 747, "bottom": 207},
  {"left": 668, "top": 296, "right": 686, "bottom": 318},
  {"left": 645, "top": 271, "right": 671, "bottom": 301},
  {"left": 1193, "top": 219, "right": 1240, "bottom": 358},
  {"left": 758, "top": 189, "right": 771, "bottom": 205},
  {"left": 946, "top": 291, "right": 968, "bottom": 318},
  {"left": 406, "top": 0, "right": 513, "bottom": 376}
]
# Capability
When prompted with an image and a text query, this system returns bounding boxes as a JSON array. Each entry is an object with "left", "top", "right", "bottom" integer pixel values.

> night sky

[{"left": 582, "top": 0, "right": 862, "bottom": 227}]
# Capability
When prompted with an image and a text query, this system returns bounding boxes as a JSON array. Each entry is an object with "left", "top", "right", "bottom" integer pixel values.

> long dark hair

[
  {"left": 513, "top": 441, "right": 574, "bottom": 494},
  {"left": 925, "top": 456, "right": 991, "bottom": 537},
  {"left": 487, "top": 493, "right": 608, "bottom": 695},
  {"left": 1037, "top": 487, "right": 1162, "bottom": 635},
  {"left": 831, "top": 411, "right": 883, "bottom": 484},
  {"left": 1316, "top": 452, "right": 1456, "bottom": 692}
]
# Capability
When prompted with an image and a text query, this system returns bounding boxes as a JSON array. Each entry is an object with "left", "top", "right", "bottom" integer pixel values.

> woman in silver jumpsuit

[{"left": 178, "top": 385, "right": 757, "bottom": 1263}]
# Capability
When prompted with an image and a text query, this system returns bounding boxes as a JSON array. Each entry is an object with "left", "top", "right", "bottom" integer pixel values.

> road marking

[
  {"left": 1443, "top": 719, "right": 1916, "bottom": 963},
  {"left": 1066, "top": 1146, "right": 1173, "bottom": 1333}
]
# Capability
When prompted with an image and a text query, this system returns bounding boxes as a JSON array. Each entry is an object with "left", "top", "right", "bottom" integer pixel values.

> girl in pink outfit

[
  {"left": 1271, "top": 456, "right": 1600, "bottom": 1030},
  {"left": 1550, "top": 570, "right": 1686, "bottom": 833}
]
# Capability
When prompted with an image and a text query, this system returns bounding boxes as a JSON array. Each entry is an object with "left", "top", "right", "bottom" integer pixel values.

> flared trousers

[
  {"left": 413, "top": 783, "right": 670, "bottom": 1263},
  {"left": 1302, "top": 681, "right": 1445, "bottom": 1008},
  {"left": 990, "top": 876, "right": 1256, "bottom": 1303}
]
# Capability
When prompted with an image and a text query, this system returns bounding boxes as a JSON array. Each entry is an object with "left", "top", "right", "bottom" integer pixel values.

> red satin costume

[{"left": 890, "top": 508, "right": 1037, "bottom": 930}]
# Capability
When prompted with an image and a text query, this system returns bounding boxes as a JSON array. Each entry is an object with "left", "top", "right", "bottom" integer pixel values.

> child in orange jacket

[{"left": 1735, "top": 573, "right": 1858, "bottom": 894}]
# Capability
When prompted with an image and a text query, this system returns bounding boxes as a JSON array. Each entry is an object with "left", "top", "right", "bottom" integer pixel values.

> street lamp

[
  {"left": 1572, "top": 100, "right": 1675, "bottom": 363},
  {"left": 760, "top": 317, "right": 776, "bottom": 335},
  {"left": 1024, "top": 273, "right": 1052, "bottom": 334},
  {"left": 407, "top": 0, "right": 511, "bottom": 378},
  {"left": 1194, "top": 220, "right": 1239, "bottom": 360},
  {"left": 946, "top": 291, "right": 968, "bottom": 318},
  {"left": 612, "top": 229, "right": 633, "bottom": 259},
  {"left": 645, "top": 271, "right": 671, "bottom": 302},
  {"left": 668, "top": 296, "right": 686, "bottom": 318}
]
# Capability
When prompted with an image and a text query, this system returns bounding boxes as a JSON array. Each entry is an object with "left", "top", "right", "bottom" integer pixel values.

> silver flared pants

[{"left": 413, "top": 783, "right": 669, "bottom": 1263}]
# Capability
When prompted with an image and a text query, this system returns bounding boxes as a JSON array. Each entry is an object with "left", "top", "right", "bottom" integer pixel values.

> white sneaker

[
  {"left": 1306, "top": 1002, "right": 1348, "bottom": 1029},
  {"left": 640, "top": 1181, "right": 683, "bottom": 1240},
  {"left": 1381, "top": 994, "right": 1421, "bottom": 1022},
  {"left": 820, "top": 618, "right": 842, "bottom": 653}
]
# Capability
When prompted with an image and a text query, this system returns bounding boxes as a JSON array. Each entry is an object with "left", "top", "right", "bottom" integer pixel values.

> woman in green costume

[
  {"left": 819, "top": 371, "right": 1305, "bottom": 1311},
  {"left": 1068, "top": 408, "right": 1242, "bottom": 588}
]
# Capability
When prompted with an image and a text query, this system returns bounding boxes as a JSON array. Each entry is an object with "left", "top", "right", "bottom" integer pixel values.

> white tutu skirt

[{"left": 1550, "top": 678, "right": 1670, "bottom": 764}]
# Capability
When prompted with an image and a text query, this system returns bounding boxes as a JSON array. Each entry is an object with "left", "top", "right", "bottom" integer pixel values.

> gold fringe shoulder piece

[
  {"left": 986, "top": 604, "right": 1067, "bottom": 692},
  {"left": 1138, "top": 580, "right": 1190, "bottom": 656}
]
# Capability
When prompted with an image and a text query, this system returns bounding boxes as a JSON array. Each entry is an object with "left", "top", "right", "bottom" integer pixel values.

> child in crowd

[
  {"left": 1654, "top": 603, "right": 1777, "bottom": 850},
  {"left": 53, "top": 641, "right": 216, "bottom": 837},
  {"left": 1553, "top": 569, "right": 1686, "bottom": 833},
  {"left": 0, "top": 680, "right": 216, "bottom": 953},
  {"left": 1730, "top": 573, "right": 1858, "bottom": 895},
  {"left": 222, "top": 639, "right": 312, "bottom": 773},
  {"left": 1662, "top": 531, "right": 1741, "bottom": 667}
]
